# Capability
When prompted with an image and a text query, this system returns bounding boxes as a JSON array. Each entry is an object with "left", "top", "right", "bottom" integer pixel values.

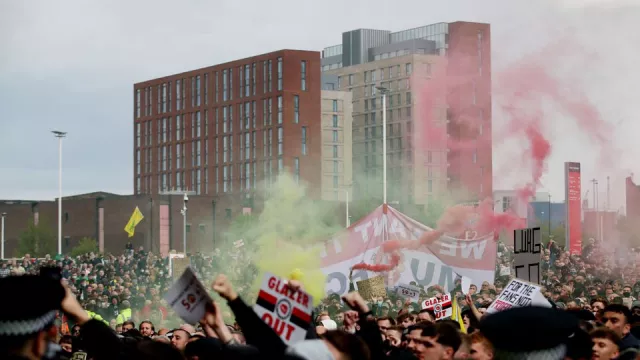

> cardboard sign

[
  {"left": 164, "top": 267, "right": 213, "bottom": 324},
  {"left": 356, "top": 276, "right": 387, "bottom": 300},
  {"left": 396, "top": 283, "right": 421, "bottom": 302},
  {"left": 487, "top": 278, "right": 550, "bottom": 314},
  {"left": 254, "top": 272, "right": 314, "bottom": 345},
  {"left": 513, "top": 227, "right": 541, "bottom": 284},
  {"left": 421, "top": 293, "right": 453, "bottom": 320}
]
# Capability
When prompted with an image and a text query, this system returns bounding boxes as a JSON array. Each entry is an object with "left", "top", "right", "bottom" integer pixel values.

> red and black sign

[{"left": 256, "top": 290, "right": 311, "bottom": 329}]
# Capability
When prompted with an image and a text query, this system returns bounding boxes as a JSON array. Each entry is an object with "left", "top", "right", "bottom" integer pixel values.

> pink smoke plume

[{"left": 351, "top": 38, "right": 613, "bottom": 274}]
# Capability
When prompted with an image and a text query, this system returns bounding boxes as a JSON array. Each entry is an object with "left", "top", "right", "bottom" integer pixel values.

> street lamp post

[
  {"left": 1, "top": 212, "right": 6, "bottom": 260},
  {"left": 52, "top": 130, "right": 67, "bottom": 255},
  {"left": 376, "top": 86, "right": 389, "bottom": 204},
  {"left": 180, "top": 193, "right": 189, "bottom": 255}
]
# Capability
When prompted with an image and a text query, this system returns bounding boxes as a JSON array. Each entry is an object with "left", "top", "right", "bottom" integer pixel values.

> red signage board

[{"left": 565, "top": 162, "right": 582, "bottom": 255}]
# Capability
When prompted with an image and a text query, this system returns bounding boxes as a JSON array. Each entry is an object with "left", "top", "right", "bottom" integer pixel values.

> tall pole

[
  {"left": 52, "top": 131, "right": 66, "bottom": 255},
  {"left": 607, "top": 176, "right": 610, "bottom": 211},
  {"left": 377, "top": 87, "right": 388, "bottom": 204},
  {"left": 1, "top": 213, "right": 5, "bottom": 260},
  {"left": 182, "top": 194, "right": 188, "bottom": 255}
]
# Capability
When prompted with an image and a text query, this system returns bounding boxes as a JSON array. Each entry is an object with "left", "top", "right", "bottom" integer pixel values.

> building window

[
  {"left": 223, "top": 136, "right": 228, "bottom": 162},
  {"left": 277, "top": 96, "right": 283, "bottom": 124},
  {"left": 332, "top": 115, "right": 338, "bottom": 127},
  {"left": 406, "top": 92, "right": 411, "bottom": 104},
  {"left": 406, "top": 63, "right": 413, "bottom": 76},
  {"left": 215, "top": 137, "right": 219, "bottom": 164},
  {"left": 223, "top": 166, "right": 229, "bottom": 193},
  {"left": 263, "top": 130, "right": 267, "bottom": 157},
  {"left": 229, "top": 68, "right": 233, "bottom": 101},
  {"left": 473, "top": 149, "right": 477, "bottom": 164},
  {"left": 244, "top": 102, "right": 250, "bottom": 129},
  {"left": 332, "top": 130, "right": 338, "bottom": 143},
  {"left": 245, "top": 162, "right": 251, "bottom": 189},
  {"left": 301, "top": 126, "right": 307, "bottom": 155},
  {"left": 278, "top": 157, "right": 284, "bottom": 174},
  {"left": 428, "top": 180, "right": 433, "bottom": 193},
  {"left": 204, "top": 73, "right": 209, "bottom": 105},
  {"left": 268, "top": 128, "right": 273, "bottom": 157},
  {"left": 333, "top": 160, "right": 338, "bottom": 173},
  {"left": 229, "top": 135, "right": 233, "bottom": 162},
  {"left": 244, "top": 64, "right": 250, "bottom": 97},
  {"left": 277, "top": 127, "right": 283, "bottom": 156},
  {"left": 277, "top": 57, "right": 283, "bottom": 91},
  {"left": 245, "top": 133, "right": 250, "bottom": 160},
  {"left": 252, "top": 62, "right": 257, "bottom": 96},
  {"left": 176, "top": 144, "right": 182, "bottom": 169},
  {"left": 215, "top": 166, "right": 219, "bottom": 193},
  {"left": 195, "top": 76, "right": 201, "bottom": 106},
  {"left": 252, "top": 100, "right": 256, "bottom": 128},
  {"left": 135, "top": 89, "right": 141, "bottom": 118},
  {"left": 333, "top": 145, "right": 338, "bottom": 158},
  {"left": 294, "top": 157, "right": 300, "bottom": 183},
  {"left": 333, "top": 175, "right": 339, "bottom": 188},
  {"left": 348, "top": 74, "right": 354, "bottom": 85},
  {"left": 136, "top": 149, "right": 141, "bottom": 175},
  {"left": 294, "top": 95, "right": 299, "bottom": 123},
  {"left": 268, "top": 59, "right": 273, "bottom": 92},
  {"left": 223, "top": 70, "right": 228, "bottom": 101},
  {"left": 135, "top": 123, "right": 141, "bottom": 147},
  {"left": 252, "top": 131, "right": 256, "bottom": 159},
  {"left": 332, "top": 99, "right": 338, "bottom": 112},
  {"left": 215, "top": 71, "right": 219, "bottom": 103},
  {"left": 268, "top": 98, "right": 273, "bottom": 125},
  {"left": 301, "top": 60, "right": 307, "bottom": 90},
  {"left": 263, "top": 61, "right": 267, "bottom": 94}
]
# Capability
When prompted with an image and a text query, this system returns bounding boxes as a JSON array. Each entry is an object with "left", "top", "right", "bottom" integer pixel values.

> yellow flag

[
  {"left": 451, "top": 295, "right": 467, "bottom": 334},
  {"left": 124, "top": 207, "right": 144, "bottom": 237}
]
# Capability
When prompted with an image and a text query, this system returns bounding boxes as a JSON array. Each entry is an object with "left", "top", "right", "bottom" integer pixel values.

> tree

[
  {"left": 16, "top": 220, "right": 56, "bottom": 257},
  {"left": 70, "top": 237, "right": 99, "bottom": 257}
]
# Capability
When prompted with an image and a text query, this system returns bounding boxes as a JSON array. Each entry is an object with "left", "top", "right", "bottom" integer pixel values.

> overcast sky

[{"left": 1, "top": 0, "right": 639, "bottom": 210}]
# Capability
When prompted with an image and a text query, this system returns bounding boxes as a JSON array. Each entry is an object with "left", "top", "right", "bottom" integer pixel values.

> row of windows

[
  {"left": 135, "top": 126, "right": 306, "bottom": 175},
  {"left": 135, "top": 58, "right": 309, "bottom": 118},
  {"left": 338, "top": 63, "right": 413, "bottom": 88},
  {"left": 134, "top": 94, "right": 308, "bottom": 148}
]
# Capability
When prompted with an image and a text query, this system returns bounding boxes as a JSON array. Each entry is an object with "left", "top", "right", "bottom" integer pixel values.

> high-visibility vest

[
  {"left": 86, "top": 311, "right": 108, "bottom": 325},
  {"left": 116, "top": 308, "right": 132, "bottom": 325}
]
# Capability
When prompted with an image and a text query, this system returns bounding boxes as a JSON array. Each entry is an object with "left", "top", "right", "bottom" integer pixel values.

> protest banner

[
  {"left": 396, "top": 283, "right": 421, "bottom": 302},
  {"left": 487, "top": 278, "right": 550, "bottom": 314},
  {"left": 356, "top": 276, "right": 387, "bottom": 300},
  {"left": 320, "top": 205, "right": 497, "bottom": 296},
  {"left": 254, "top": 272, "right": 314, "bottom": 345},
  {"left": 421, "top": 293, "right": 453, "bottom": 320},
  {"left": 513, "top": 227, "right": 541, "bottom": 284},
  {"left": 164, "top": 267, "right": 212, "bottom": 324}
]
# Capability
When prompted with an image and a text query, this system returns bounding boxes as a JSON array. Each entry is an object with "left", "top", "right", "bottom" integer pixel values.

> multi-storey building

[
  {"left": 133, "top": 50, "right": 342, "bottom": 200},
  {"left": 324, "top": 22, "right": 492, "bottom": 206},
  {"left": 320, "top": 89, "right": 353, "bottom": 201}
]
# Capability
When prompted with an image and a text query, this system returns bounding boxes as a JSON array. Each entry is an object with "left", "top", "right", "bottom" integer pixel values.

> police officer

[{"left": 0, "top": 274, "right": 120, "bottom": 360}]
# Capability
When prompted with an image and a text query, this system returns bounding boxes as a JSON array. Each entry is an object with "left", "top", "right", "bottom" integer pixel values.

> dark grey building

[{"left": 321, "top": 23, "right": 448, "bottom": 72}]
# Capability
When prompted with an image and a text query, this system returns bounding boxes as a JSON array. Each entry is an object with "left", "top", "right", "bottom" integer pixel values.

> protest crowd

[{"left": 1, "top": 235, "right": 640, "bottom": 360}]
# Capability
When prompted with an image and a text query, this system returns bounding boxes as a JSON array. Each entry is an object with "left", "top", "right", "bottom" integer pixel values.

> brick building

[
  {"left": 0, "top": 192, "right": 246, "bottom": 258},
  {"left": 133, "top": 49, "right": 345, "bottom": 200}
]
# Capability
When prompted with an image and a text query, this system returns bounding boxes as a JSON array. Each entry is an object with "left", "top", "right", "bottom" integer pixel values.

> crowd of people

[{"left": 0, "top": 236, "right": 639, "bottom": 359}]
